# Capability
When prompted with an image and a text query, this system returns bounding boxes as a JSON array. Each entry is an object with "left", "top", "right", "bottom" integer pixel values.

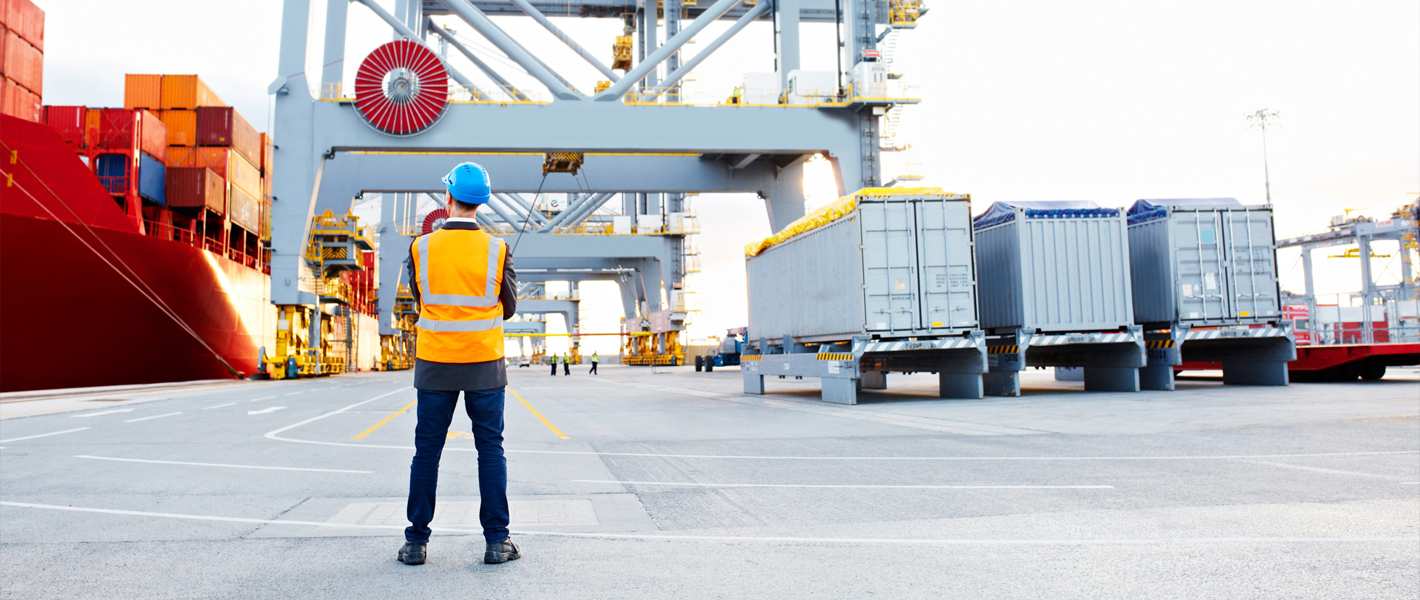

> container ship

[{"left": 0, "top": 0, "right": 379, "bottom": 392}]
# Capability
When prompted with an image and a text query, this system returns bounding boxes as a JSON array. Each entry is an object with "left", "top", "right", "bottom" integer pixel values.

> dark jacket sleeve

[
  {"left": 500, "top": 252, "right": 517, "bottom": 320},
  {"left": 404, "top": 238, "right": 421, "bottom": 307}
]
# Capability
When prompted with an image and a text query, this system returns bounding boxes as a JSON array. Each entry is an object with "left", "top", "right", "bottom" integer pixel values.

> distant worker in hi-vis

[
  {"left": 399, "top": 163, "right": 520, "bottom": 567},
  {"left": 562, "top": 352, "right": 571, "bottom": 375},
  {"left": 589, "top": 351, "right": 599, "bottom": 375},
  {"left": 550, "top": 353, "right": 558, "bottom": 376}
]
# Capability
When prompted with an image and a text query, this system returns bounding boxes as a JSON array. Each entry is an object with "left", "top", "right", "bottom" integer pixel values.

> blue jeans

[{"left": 405, "top": 388, "right": 509, "bottom": 544}]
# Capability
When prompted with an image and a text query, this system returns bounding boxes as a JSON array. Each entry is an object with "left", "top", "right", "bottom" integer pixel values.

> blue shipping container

[
  {"left": 94, "top": 154, "right": 127, "bottom": 195},
  {"left": 138, "top": 152, "right": 166, "bottom": 206}
]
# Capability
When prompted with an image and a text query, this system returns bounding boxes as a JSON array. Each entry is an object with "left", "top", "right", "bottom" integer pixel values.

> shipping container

[
  {"left": 1, "top": 77, "right": 39, "bottom": 121},
  {"left": 41, "top": 105, "right": 85, "bottom": 150},
  {"left": 259, "top": 132, "right": 274, "bottom": 175},
  {"left": 166, "top": 167, "right": 225, "bottom": 212},
  {"left": 84, "top": 107, "right": 100, "bottom": 148},
  {"left": 3, "top": 31, "right": 41, "bottom": 95},
  {"left": 2, "top": 0, "right": 44, "bottom": 52},
  {"left": 167, "top": 146, "right": 260, "bottom": 199},
  {"left": 973, "top": 201, "right": 1134, "bottom": 333},
  {"left": 228, "top": 183, "right": 260, "bottom": 233},
  {"left": 159, "top": 74, "right": 223, "bottom": 109},
  {"left": 157, "top": 109, "right": 196, "bottom": 146},
  {"left": 746, "top": 189, "right": 978, "bottom": 343},
  {"left": 124, "top": 74, "right": 161, "bottom": 110},
  {"left": 1126, "top": 198, "right": 1281, "bottom": 326},
  {"left": 95, "top": 108, "right": 166, "bottom": 162},
  {"left": 138, "top": 152, "right": 166, "bottom": 205},
  {"left": 196, "top": 106, "right": 260, "bottom": 165}
]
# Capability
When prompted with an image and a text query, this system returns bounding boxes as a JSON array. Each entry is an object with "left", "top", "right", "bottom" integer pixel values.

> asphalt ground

[{"left": 1, "top": 365, "right": 1417, "bottom": 599}]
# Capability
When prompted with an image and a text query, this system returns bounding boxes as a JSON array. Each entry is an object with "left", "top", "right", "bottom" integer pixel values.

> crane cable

[{"left": 0, "top": 147, "right": 242, "bottom": 378}]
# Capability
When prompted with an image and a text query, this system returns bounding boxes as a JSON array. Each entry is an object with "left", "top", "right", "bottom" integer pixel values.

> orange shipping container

[
  {"left": 157, "top": 109, "right": 196, "bottom": 146},
  {"left": 259, "top": 132, "right": 274, "bottom": 175},
  {"left": 124, "top": 74, "right": 161, "bottom": 110},
  {"left": 84, "top": 107, "right": 101, "bottom": 148},
  {"left": 1, "top": 77, "right": 40, "bottom": 122},
  {"left": 160, "top": 74, "right": 223, "bottom": 110},
  {"left": 168, "top": 146, "right": 260, "bottom": 200},
  {"left": 3, "top": 31, "right": 42, "bottom": 95}
]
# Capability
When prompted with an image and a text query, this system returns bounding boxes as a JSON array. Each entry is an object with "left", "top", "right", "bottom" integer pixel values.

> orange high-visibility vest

[{"left": 411, "top": 227, "right": 506, "bottom": 363}]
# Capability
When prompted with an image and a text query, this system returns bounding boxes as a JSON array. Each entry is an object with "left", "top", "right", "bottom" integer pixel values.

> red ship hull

[{"left": 1, "top": 114, "right": 272, "bottom": 392}]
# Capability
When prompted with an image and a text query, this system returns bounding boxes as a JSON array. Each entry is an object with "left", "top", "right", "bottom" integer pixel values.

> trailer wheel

[{"left": 1360, "top": 362, "right": 1387, "bottom": 381}]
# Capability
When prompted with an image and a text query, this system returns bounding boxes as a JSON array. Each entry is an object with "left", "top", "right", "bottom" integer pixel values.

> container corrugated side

[
  {"left": 160, "top": 75, "right": 223, "bottom": 110},
  {"left": 976, "top": 211, "right": 1133, "bottom": 332},
  {"left": 1129, "top": 206, "right": 1280, "bottom": 325},
  {"left": 41, "top": 105, "right": 85, "bottom": 150},
  {"left": 124, "top": 74, "right": 161, "bottom": 110},
  {"left": 3, "top": 31, "right": 41, "bottom": 95},
  {"left": 165, "top": 167, "right": 225, "bottom": 212},
  {"left": 168, "top": 146, "right": 260, "bottom": 199},
  {"left": 138, "top": 152, "right": 165, "bottom": 205},
  {"left": 1, "top": 78, "right": 40, "bottom": 121},
  {"left": 228, "top": 183, "right": 259, "bottom": 233},
  {"left": 3, "top": 0, "right": 43, "bottom": 52},
  {"left": 196, "top": 106, "right": 261, "bottom": 165},
  {"left": 157, "top": 109, "right": 196, "bottom": 146},
  {"left": 747, "top": 195, "right": 977, "bottom": 343},
  {"left": 138, "top": 110, "right": 165, "bottom": 163}
]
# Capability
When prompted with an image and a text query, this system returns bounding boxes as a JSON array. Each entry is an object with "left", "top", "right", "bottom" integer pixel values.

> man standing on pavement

[
  {"left": 550, "top": 353, "right": 558, "bottom": 376},
  {"left": 589, "top": 351, "right": 598, "bottom": 375},
  {"left": 562, "top": 352, "right": 571, "bottom": 376},
  {"left": 399, "top": 163, "right": 521, "bottom": 567}
]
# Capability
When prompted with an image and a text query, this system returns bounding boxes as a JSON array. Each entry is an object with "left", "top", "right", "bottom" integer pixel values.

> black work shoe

[
  {"left": 484, "top": 539, "right": 521, "bottom": 564},
  {"left": 398, "top": 542, "right": 427, "bottom": 565}
]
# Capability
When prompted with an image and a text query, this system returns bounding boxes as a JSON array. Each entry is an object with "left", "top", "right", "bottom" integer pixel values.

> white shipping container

[
  {"left": 746, "top": 190, "right": 978, "bottom": 342},
  {"left": 973, "top": 201, "right": 1134, "bottom": 333},
  {"left": 1126, "top": 199, "right": 1280, "bottom": 326}
]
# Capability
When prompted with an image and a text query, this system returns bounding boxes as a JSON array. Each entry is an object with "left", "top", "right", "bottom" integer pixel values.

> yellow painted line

[
  {"left": 353, "top": 401, "right": 416, "bottom": 440},
  {"left": 508, "top": 387, "right": 569, "bottom": 440}
]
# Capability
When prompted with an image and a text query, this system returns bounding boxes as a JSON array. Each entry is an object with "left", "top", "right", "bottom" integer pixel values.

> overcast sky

[{"left": 38, "top": 1, "right": 1419, "bottom": 352}]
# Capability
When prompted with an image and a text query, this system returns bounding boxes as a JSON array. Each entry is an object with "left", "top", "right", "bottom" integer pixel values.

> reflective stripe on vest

[{"left": 412, "top": 228, "right": 506, "bottom": 363}]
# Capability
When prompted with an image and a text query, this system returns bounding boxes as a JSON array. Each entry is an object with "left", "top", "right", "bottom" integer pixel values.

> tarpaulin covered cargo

[
  {"left": 1126, "top": 198, "right": 1281, "bottom": 326},
  {"left": 165, "top": 167, "right": 225, "bottom": 212},
  {"left": 227, "top": 183, "right": 260, "bottom": 233},
  {"left": 3, "top": 31, "right": 42, "bottom": 95},
  {"left": 196, "top": 106, "right": 260, "bottom": 165},
  {"left": 973, "top": 201, "right": 1133, "bottom": 332},
  {"left": 159, "top": 74, "right": 223, "bottom": 109},
  {"left": 41, "top": 105, "right": 85, "bottom": 150},
  {"left": 124, "top": 74, "right": 161, "bottom": 110},
  {"left": 157, "top": 109, "right": 196, "bottom": 146},
  {"left": 746, "top": 188, "right": 978, "bottom": 342}
]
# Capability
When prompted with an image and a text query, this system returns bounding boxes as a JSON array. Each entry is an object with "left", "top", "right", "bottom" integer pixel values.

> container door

[
  {"left": 916, "top": 199, "right": 976, "bottom": 330},
  {"left": 1222, "top": 209, "right": 1279, "bottom": 319},
  {"left": 861, "top": 200, "right": 919, "bottom": 332},
  {"left": 1172, "top": 210, "right": 1228, "bottom": 321}
]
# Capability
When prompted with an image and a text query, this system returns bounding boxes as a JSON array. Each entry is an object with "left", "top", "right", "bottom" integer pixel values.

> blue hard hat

[{"left": 443, "top": 162, "right": 492, "bottom": 205}]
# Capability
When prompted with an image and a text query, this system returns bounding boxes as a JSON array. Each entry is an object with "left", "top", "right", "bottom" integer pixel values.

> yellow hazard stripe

[
  {"left": 987, "top": 346, "right": 1019, "bottom": 354},
  {"left": 1145, "top": 340, "right": 1176, "bottom": 349},
  {"left": 740, "top": 355, "right": 762, "bottom": 361},
  {"left": 816, "top": 353, "right": 853, "bottom": 360}
]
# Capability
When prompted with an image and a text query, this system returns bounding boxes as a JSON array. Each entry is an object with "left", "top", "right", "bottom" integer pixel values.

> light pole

[{"left": 1246, "top": 109, "right": 1280, "bottom": 204}]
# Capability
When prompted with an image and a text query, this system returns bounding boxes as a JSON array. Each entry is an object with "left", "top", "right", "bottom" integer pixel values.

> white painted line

[
  {"left": 1402, "top": 482, "right": 1419, "bottom": 485},
  {"left": 74, "top": 455, "right": 372, "bottom": 474},
  {"left": 203, "top": 403, "right": 237, "bottom": 410},
  {"left": 248, "top": 406, "right": 287, "bottom": 415},
  {"left": 1, "top": 501, "right": 1415, "bottom": 546},
  {"left": 0, "top": 427, "right": 91, "bottom": 444},
  {"left": 284, "top": 391, "right": 305, "bottom": 396},
  {"left": 71, "top": 409, "right": 135, "bottom": 418},
  {"left": 125, "top": 412, "right": 182, "bottom": 423},
  {"left": 263, "top": 387, "right": 412, "bottom": 443},
  {"left": 248, "top": 396, "right": 277, "bottom": 403},
  {"left": 575, "top": 480, "right": 1113, "bottom": 490}
]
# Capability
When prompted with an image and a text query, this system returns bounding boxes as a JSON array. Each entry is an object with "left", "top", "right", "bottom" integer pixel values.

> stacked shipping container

[{"left": 0, "top": 0, "right": 44, "bottom": 122}]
